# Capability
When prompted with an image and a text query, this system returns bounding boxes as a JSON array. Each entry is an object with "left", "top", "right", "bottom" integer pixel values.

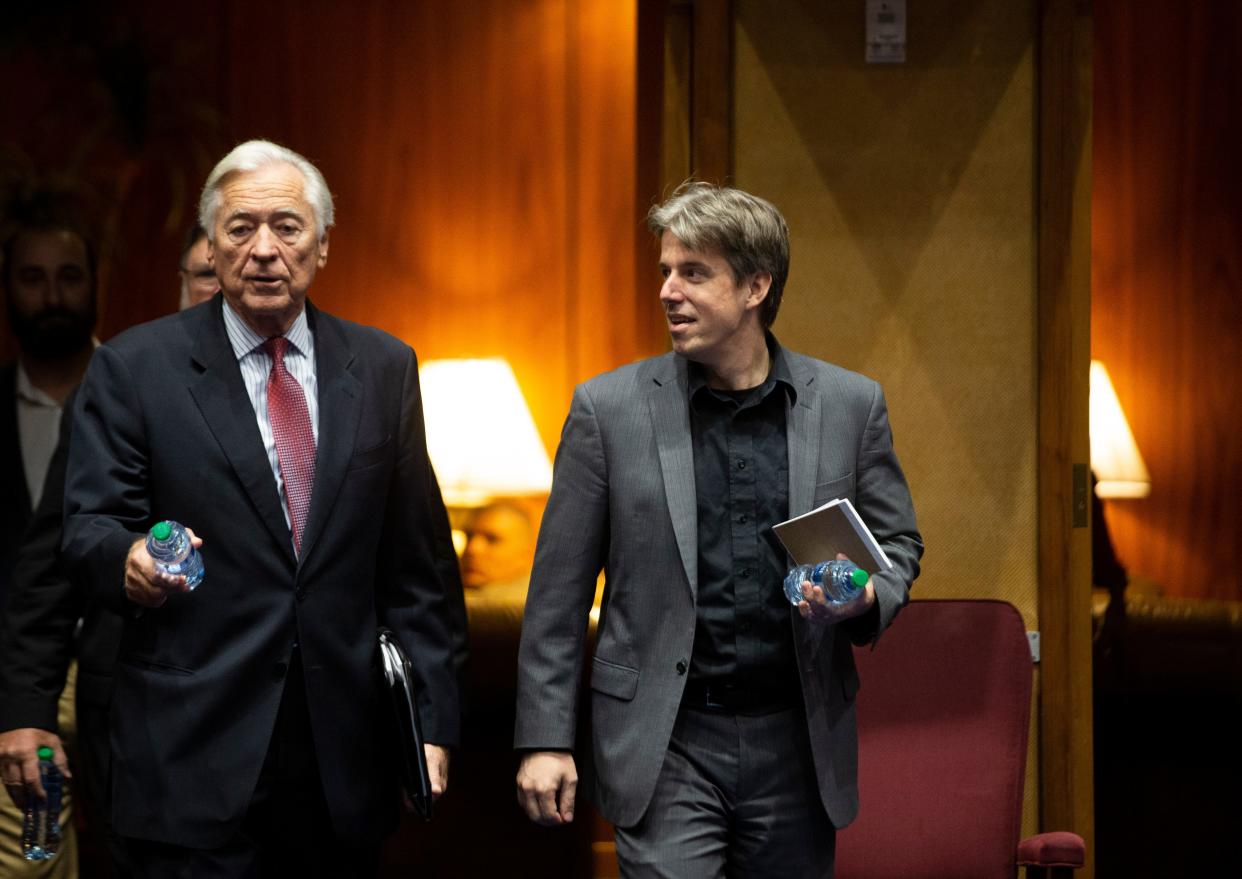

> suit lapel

[
  {"left": 296, "top": 304, "right": 362, "bottom": 567},
  {"left": 1, "top": 364, "right": 32, "bottom": 517},
  {"left": 648, "top": 355, "right": 698, "bottom": 598},
  {"left": 187, "top": 299, "right": 295, "bottom": 565},
  {"left": 784, "top": 352, "right": 828, "bottom": 654},
  {"left": 786, "top": 354, "right": 820, "bottom": 519}
]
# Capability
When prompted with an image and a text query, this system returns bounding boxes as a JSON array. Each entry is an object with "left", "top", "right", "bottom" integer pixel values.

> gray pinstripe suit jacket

[{"left": 515, "top": 346, "right": 922, "bottom": 829}]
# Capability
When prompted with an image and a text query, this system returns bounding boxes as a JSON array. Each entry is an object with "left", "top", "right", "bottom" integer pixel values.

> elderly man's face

[
  {"left": 208, "top": 163, "right": 328, "bottom": 336},
  {"left": 179, "top": 235, "right": 219, "bottom": 310},
  {"left": 5, "top": 229, "right": 96, "bottom": 360}
]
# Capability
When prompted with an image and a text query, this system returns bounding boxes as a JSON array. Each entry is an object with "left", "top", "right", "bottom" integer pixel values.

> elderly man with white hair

[{"left": 61, "top": 140, "right": 462, "bottom": 877}]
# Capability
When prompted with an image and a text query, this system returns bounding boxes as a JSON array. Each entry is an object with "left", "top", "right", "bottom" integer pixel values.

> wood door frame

[{"left": 1036, "top": 0, "right": 1095, "bottom": 872}]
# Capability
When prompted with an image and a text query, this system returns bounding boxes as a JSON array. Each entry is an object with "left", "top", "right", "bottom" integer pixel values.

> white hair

[{"left": 197, "top": 140, "right": 335, "bottom": 241}]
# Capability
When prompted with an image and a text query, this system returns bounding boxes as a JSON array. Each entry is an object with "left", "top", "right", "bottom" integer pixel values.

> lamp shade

[
  {"left": 1089, "top": 360, "right": 1151, "bottom": 499},
  {"left": 418, "top": 358, "right": 553, "bottom": 506}
]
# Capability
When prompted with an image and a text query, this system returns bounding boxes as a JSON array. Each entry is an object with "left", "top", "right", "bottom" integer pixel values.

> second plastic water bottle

[
  {"left": 783, "top": 559, "right": 869, "bottom": 606},
  {"left": 21, "top": 746, "right": 62, "bottom": 861},
  {"left": 146, "top": 520, "right": 205, "bottom": 589}
]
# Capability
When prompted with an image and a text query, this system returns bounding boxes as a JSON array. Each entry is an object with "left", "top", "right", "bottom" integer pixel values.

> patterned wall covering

[
  {"left": 730, "top": 0, "right": 1041, "bottom": 840},
  {"left": 732, "top": 0, "right": 1039, "bottom": 624}
]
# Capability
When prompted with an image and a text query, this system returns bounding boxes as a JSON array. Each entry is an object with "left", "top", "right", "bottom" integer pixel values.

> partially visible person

[
  {"left": 0, "top": 202, "right": 98, "bottom": 878},
  {"left": 177, "top": 223, "right": 220, "bottom": 309},
  {"left": 0, "top": 220, "right": 221, "bottom": 878},
  {"left": 1, "top": 207, "right": 97, "bottom": 605},
  {"left": 461, "top": 501, "right": 535, "bottom": 599}
]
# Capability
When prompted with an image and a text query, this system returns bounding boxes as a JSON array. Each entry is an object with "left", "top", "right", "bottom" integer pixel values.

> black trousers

[
  {"left": 613, "top": 704, "right": 836, "bottom": 879},
  {"left": 75, "top": 690, "right": 134, "bottom": 878},
  {"left": 124, "top": 651, "right": 380, "bottom": 879}
]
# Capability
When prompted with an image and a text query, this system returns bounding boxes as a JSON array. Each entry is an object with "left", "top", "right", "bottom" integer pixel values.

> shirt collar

[
  {"left": 687, "top": 333, "right": 797, "bottom": 408},
  {"left": 222, "top": 300, "right": 313, "bottom": 360},
  {"left": 14, "top": 361, "right": 58, "bottom": 408},
  {"left": 14, "top": 338, "right": 99, "bottom": 407}
]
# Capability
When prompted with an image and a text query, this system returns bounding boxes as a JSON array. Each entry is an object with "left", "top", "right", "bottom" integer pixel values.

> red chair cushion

[{"left": 1017, "top": 831, "right": 1086, "bottom": 867}]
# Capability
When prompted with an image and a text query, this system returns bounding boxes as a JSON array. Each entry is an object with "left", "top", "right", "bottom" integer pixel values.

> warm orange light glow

[
  {"left": 1089, "top": 360, "right": 1151, "bottom": 499},
  {"left": 419, "top": 359, "right": 553, "bottom": 507}
]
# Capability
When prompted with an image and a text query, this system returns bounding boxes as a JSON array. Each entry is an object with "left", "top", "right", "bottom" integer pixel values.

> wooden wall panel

[
  {"left": 219, "top": 0, "right": 664, "bottom": 455},
  {"left": 1093, "top": 0, "right": 1242, "bottom": 601},
  {"left": 2, "top": 1, "right": 666, "bottom": 456},
  {"left": 1037, "top": 0, "right": 1095, "bottom": 861},
  {"left": 0, "top": 4, "right": 231, "bottom": 354}
]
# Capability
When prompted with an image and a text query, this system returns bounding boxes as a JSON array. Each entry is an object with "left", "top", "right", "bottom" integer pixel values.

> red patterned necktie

[{"left": 263, "top": 337, "right": 316, "bottom": 555}]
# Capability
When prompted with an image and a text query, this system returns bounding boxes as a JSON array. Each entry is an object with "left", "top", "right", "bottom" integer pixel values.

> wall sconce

[
  {"left": 1089, "top": 360, "right": 1151, "bottom": 499},
  {"left": 418, "top": 358, "right": 553, "bottom": 509}
]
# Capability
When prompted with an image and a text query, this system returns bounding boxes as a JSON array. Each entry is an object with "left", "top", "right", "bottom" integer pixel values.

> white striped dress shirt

[
  {"left": 222, "top": 301, "right": 319, "bottom": 535},
  {"left": 14, "top": 362, "right": 62, "bottom": 509}
]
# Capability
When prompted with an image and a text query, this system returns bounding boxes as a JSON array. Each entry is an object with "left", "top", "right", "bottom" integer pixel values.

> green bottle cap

[
  {"left": 37, "top": 746, "right": 53, "bottom": 761},
  {"left": 850, "top": 568, "right": 869, "bottom": 589},
  {"left": 151, "top": 521, "right": 172, "bottom": 541}
]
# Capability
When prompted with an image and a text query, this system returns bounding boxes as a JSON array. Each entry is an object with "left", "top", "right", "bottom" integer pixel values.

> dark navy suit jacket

[{"left": 63, "top": 295, "right": 462, "bottom": 847}]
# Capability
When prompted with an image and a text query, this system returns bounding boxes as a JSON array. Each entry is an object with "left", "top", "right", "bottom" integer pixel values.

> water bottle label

[
  {"left": 146, "top": 521, "right": 205, "bottom": 589},
  {"left": 22, "top": 760, "right": 62, "bottom": 861}
]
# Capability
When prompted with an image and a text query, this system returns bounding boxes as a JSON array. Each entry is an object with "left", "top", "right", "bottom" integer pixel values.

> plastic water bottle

[
  {"left": 783, "top": 559, "right": 869, "bottom": 606},
  {"left": 146, "top": 520, "right": 205, "bottom": 589},
  {"left": 21, "top": 746, "right": 62, "bottom": 861}
]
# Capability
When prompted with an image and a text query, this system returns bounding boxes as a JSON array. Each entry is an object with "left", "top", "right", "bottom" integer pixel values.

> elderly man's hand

[
  {"left": 401, "top": 744, "right": 451, "bottom": 813},
  {"left": 124, "top": 528, "right": 201, "bottom": 607},
  {"left": 0, "top": 728, "right": 70, "bottom": 808},
  {"left": 425, "top": 744, "right": 450, "bottom": 799},
  {"left": 796, "top": 553, "right": 876, "bottom": 625}
]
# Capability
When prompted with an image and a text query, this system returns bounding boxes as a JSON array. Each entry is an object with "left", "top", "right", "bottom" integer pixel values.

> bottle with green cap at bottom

[
  {"left": 21, "top": 745, "right": 63, "bottom": 861},
  {"left": 783, "top": 559, "right": 869, "bottom": 606},
  {"left": 146, "top": 520, "right": 205, "bottom": 589}
]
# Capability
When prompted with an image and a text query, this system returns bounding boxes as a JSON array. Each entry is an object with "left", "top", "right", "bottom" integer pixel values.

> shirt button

[
  {"left": 737, "top": 460, "right": 747, "bottom": 470},
  {"left": 273, "top": 661, "right": 288, "bottom": 679},
  {"left": 740, "top": 568, "right": 751, "bottom": 578},
  {"left": 739, "top": 514, "right": 748, "bottom": 524},
  {"left": 676, "top": 660, "right": 687, "bottom": 675},
  {"left": 295, "top": 587, "right": 306, "bottom": 601}
]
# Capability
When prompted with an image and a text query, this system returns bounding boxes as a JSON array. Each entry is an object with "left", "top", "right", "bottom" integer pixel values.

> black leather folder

[{"left": 377, "top": 627, "right": 434, "bottom": 820}]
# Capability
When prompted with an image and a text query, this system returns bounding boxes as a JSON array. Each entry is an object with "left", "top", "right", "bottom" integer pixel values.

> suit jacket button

[
  {"left": 675, "top": 660, "right": 687, "bottom": 675},
  {"left": 273, "top": 661, "right": 288, "bottom": 679}
]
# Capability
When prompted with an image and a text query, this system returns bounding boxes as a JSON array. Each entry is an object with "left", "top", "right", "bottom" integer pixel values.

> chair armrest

[{"left": 1018, "top": 831, "right": 1085, "bottom": 876}]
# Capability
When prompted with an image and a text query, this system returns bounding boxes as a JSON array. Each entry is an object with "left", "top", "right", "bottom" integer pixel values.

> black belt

[{"left": 681, "top": 678, "right": 801, "bottom": 716}]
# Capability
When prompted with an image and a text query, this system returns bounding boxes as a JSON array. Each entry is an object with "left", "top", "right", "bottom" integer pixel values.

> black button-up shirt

[{"left": 687, "top": 339, "right": 798, "bottom": 689}]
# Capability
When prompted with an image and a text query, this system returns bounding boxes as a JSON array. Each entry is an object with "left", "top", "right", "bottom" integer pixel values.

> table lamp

[
  {"left": 418, "top": 358, "right": 553, "bottom": 509},
  {"left": 1089, "top": 360, "right": 1150, "bottom": 499}
]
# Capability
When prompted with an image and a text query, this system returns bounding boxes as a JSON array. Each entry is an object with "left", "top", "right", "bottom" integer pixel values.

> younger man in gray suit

[{"left": 515, "top": 182, "right": 922, "bottom": 877}]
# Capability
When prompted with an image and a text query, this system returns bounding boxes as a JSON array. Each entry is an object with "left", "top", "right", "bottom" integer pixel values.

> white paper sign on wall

[{"left": 866, "top": 0, "right": 907, "bottom": 64}]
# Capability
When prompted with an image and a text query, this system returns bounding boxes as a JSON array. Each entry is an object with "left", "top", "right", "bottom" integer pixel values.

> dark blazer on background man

[
  {"left": 62, "top": 294, "right": 461, "bottom": 849},
  {"left": 515, "top": 346, "right": 922, "bottom": 829},
  {"left": 1, "top": 362, "right": 34, "bottom": 607},
  {"left": 0, "top": 393, "right": 125, "bottom": 834}
]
